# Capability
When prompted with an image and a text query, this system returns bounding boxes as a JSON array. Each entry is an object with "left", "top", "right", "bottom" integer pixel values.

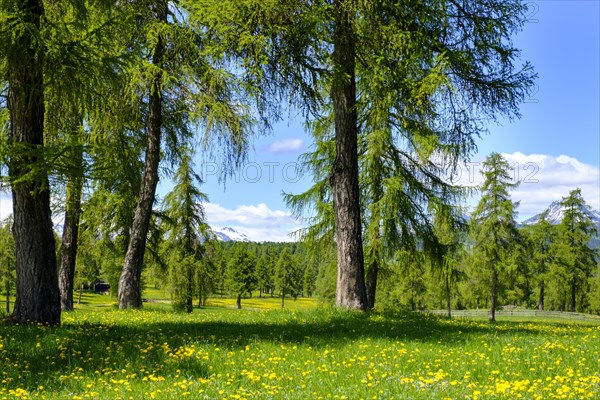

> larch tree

[
  {"left": 161, "top": 148, "right": 211, "bottom": 313},
  {"left": 44, "top": 66, "right": 86, "bottom": 312},
  {"left": 118, "top": 0, "right": 168, "bottom": 309},
  {"left": 118, "top": 0, "right": 254, "bottom": 309},
  {"left": 524, "top": 210, "right": 554, "bottom": 310},
  {"left": 197, "top": 0, "right": 536, "bottom": 310},
  {"left": 2, "top": 0, "right": 137, "bottom": 320},
  {"left": 431, "top": 205, "right": 467, "bottom": 318},
  {"left": 256, "top": 246, "right": 277, "bottom": 297},
  {"left": 46, "top": 2, "right": 129, "bottom": 312},
  {"left": 56, "top": 125, "right": 85, "bottom": 312},
  {"left": 196, "top": 239, "right": 221, "bottom": 307},
  {"left": 552, "top": 189, "right": 597, "bottom": 312},
  {"left": 332, "top": 0, "right": 535, "bottom": 310},
  {"left": 1, "top": 0, "right": 60, "bottom": 324},
  {"left": 471, "top": 152, "right": 521, "bottom": 322},
  {"left": 226, "top": 245, "right": 257, "bottom": 309},
  {"left": 327, "top": 0, "right": 368, "bottom": 310},
  {"left": 274, "top": 247, "right": 301, "bottom": 308}
]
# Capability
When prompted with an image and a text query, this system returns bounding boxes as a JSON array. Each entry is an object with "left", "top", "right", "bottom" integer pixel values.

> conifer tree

[
  {"left": 161, "top": 148, "right": 211, "bottom": 313},
  {"left": 524, "top": 211, "right": 554, "bottom": 310},
  {"left": 1, "top": 0, "right": 137, "bottom": 322},
  {"left": 275, "top": 247, "right": 302, "bottom": 308},
  {"left": 432, "top": 205, "right": 467, "bottom": 318},
  {"left": 226, "top": 245, "right": 257, "bottom": 309},
  {"left": 211, "top": 0, "right": 538, "bottom": 310},
  {"left": 256, "top": 246, "right": 277, "bottom": 297},
  {"left": 471, "top": 153, "right": 521, "bottom": 322},
  {"left": 118, "top": 0, "right": 254, "bottom": 309},
  {"left": 1, "top": 0, "right": 60, "bottom": 324},
  {"left": 197, "top": 239, "right": 221, "bottom": 306},
  {"left": 43, "top": 1, "right": 128, "bottom": 312},
  {"left": 118, "top": 0, "right": 168, "bottom": 309},
  {"left": 552, "top": 189, "right": 597, "bottom": 312}
]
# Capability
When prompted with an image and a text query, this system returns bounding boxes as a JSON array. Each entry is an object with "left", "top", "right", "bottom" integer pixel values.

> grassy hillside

[{"left": 0, "top": 295, "right": 599, "bottom": 399}]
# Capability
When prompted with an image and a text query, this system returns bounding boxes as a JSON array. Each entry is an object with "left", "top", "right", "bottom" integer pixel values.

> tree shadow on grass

[{"left": 0, "top": 307, "right": 560, "bottom": 393}]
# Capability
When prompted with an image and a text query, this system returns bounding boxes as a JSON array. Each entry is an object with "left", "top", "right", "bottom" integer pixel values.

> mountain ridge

[
  {"left": 213, "top": 201, "right": 600, "bottom": 243},
  {"left": 522, "top": 200, "right": 600, "bottom": 227},
  {"left": 213, "top": 226, "right": 252, "bottom": 242}
]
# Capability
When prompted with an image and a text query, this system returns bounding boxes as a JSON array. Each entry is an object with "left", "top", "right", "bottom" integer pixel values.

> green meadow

[{"left": 1, "top": 293, "right": 599, "bottom": 399}]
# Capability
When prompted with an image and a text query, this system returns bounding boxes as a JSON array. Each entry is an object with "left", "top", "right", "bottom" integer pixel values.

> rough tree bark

[
  {"left": 58, "top": 145, "right": 84, "bottom": 311},
  {"left": 7, "top": 0, "right": 61, "bottom": 325},
  {"left": 118, "top": 1, "right": 166, "bottom": 309},
  {"left": 330, "top": 0, "right": 368, "bottom": 311}
]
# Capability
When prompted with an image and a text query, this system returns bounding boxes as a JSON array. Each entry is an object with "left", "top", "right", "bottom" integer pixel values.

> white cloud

[
  {"left": 263, "top": 138, "right": 304, "bottom": 154},
  {"left": 503, "top": 152, "right": 600, "bottom": 217},
  {"left": 204, "top": 202, "right": 297, "bottom": 226},
  {"left": 204, "top": 202, "right": 304, "bottom": 242},
  {"left": 455, "top": 152, "right": 600, "bottom": 219}
]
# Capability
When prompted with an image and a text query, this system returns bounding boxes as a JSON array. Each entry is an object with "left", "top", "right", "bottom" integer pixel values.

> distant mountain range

[
  {"left": 211, "top": 201, "right": 600, "bottom": 244},
  {"left": 213, "top": 226, "right": 252, "bottom": 242},
  {"left": 522, "top": 200, "right": 600, "bottom": 227},
  {"left": 522, "top": 200, "right": 600, "bottom": 250},
  {"left": 55, "top": 201, "right": 599, "bottom": 244}
]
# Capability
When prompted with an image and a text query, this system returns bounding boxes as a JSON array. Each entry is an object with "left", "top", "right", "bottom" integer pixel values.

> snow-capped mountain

[
  {"left": 522, "top": 200, "right": 600, "bottom": 227},
  {"left": 214, "top": 226, "right": 252, "bottom": 242}
]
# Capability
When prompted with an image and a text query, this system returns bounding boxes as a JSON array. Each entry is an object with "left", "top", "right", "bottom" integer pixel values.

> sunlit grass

[
  {"left": 206, "top": 295, "right": 319, "bottom": 311},
  {"left": 1, "top": 295, "right": 599, "bottom": 399}
]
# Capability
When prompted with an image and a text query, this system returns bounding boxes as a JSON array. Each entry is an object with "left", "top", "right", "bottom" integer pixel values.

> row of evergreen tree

[{"left": 4, "top": 151, "right": 597, "bottom": 318}]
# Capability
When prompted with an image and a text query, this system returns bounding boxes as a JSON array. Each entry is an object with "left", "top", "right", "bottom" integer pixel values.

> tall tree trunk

[
  {"left": 7, "top": 0, "right": 60, "bottom": 325},
  {"left": 330, "top": 0, "right": 367, "bottom": 311},
  {"left": 236, "top": 294, "right": 242, "bottom": 309},
  {"left": 118, "top": 2, "right": 166, "bottom": 309},
  {"left": 538, "top": 281, "right": 544, "bottom": 311},
  {"left": 58, "top": 143, "right": 84, "bottom": 311},
  {"left": 445, "top": 272, "right": 452, "bottom": 318},
  {"left": 281, "top": 288, "right": 285, "bottom": 308}
]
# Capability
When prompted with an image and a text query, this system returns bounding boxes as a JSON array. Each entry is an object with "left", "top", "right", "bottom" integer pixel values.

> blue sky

[
  {"left": 190, "top": 1, "right": 600, "bottom": 241},
  {"left": 1, "top": 1, "right": 599, "bottom": 242}
]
